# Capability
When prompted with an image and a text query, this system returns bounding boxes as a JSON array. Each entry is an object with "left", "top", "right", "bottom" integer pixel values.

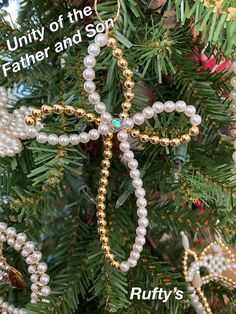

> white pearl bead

[
  {"left": 39, "top": 273, "right": 50, "bottom": 285},
  {"left": 138, "top": 217, "right": 149, "bottom": 227},
  {"left": 31, "top": 283, "right": 39, "bottom": 292},
  {"left": 48, "top": 134, "right": 59, "bottom": 145},
  {"left": 95, "top": 33, "right": 107, "bottom": 47},
  {"left": 137, "top": 208, "right": 148, "bottom": 218},
  {"left": 232, "top": 151, "right": 236, "bottom": 161},
  {"left": 83, "top": 55, "right": 96, "bottom": 68},
  {"left": 135, "top": 235, "right": 146, "bottom": 246},
  {"left": 101, "top": 112, "right": 112, "bottom": 123},
  {"left": 175, "top": 100, "right": 187, "bottom": 112},
  {"left": 59, "top": 135, "right": 70, "bottom": 146},
  {"left": 36, "top": 132, "right": 48, "bottom": 144},
  {"left": 190, "top": 114, "right": 202, "bottom": 126},
  {"left": 152, "top": 101, "right": 164, "bottom": 113},
  {"left": 88, "top": 43, "right": 101, "bottom": 57},
  {"left": 95, "top": 102, "right": 106, "bottom": 114},
  {"left": 123, "top": 150, "right": 134, "bottom": 161},
  {"left": 41, "top": 285, "right": 51, "bottom": 296},
  {"left": 136, "top": 226, "right": 147, "bottom": 236},
  {"left": 19, "top": 309, "right": 27, "bottom": 314},
  {"left": 16, "top": 232, "right": 27, "bottom": 243},
  {"left": 84, "top": 81, "right": 96, "bottom": 94},
  {"left": 24, "top": 241, "right": 35, "bottom": 252},
  {"left": 133, "top": 243, "right": 143, "bottom": 253},
  {"left": 117, "top": 131, "right": 128, "bottom": 142},
  {"left": 230, "top": 76, "right": 236, "bottom": 88},
  {"left": 132, "top": 178, "right": 143, "bottom": 188},
  {"left": 133, "top": 113, "right": 145, "bottom": 126},
  {"left": 26, "top": 127, "right": 38, "bottom": 139},
  {"left": 14, "top": 242, "right": 22, "bottom": 251},
  {"left": 6, "top": 227, "right": 16, "bottom": 238},
  {"left": 69, "top": 134, "right": 80, "bottom": 145},
  {"left": 130, "top": 251, "right": 140, "bottom": 260},
  {"left": 120, "top": 261, "right": 130, "bottom": 272},
  {"left": 143, "top": 107, "right": 154, "bottom": 119},
  {"left": 88, "top": 92, "right": 101, "bottom": 104},
  {"left": 0, "top": 222, "right": 7, "bottom": 232},
  {"left": 79, "top": 132, "right": 90, "bottom": 144},
  {"left": 164, "top": 101, "right": 175, "bottom": 112},
  {"left": 2, "top": 302, "right": 9, "bottom": 310},
  {"left": 26, "top": 255, "right": 34, "bottom": 264},
  {"left": 137, "top": 198, "right": 147, "bottom": 208},
  {"left": 135, "top": 188, "right": 146, "bottom": 198},
  {"left": 230, "top": 90, "right": 236, "bottom": 101},
  {"left": 37, "top": 262, "right": 48, "bottom": 273},
  {"left": 128, "top": 258, "right": 137, "bottom": 268},
  {"left": 185, "top": 105, "right": 196, "bottom": 117},
  {"left": 21, "top": 249, "right": 31, "bottom": 257},
  {"left": 98, "top": 124, "right": 110, "bottom": 135},
  {"left": 31, "top": 251, "right": 42, "bottom": 263},
  {"left": 231, "top": 103, "right": 236, "bottom": 112},
  {"left": 89, "top": 129, "right": 100, "bottom": 141},
  {"left": 8, "top": 305, "right": 15, "bottom": 312},
  {"left": 30, "top": 274, "right": 39, "bottom": 283},
  {"left": 83, "top": 68, "right": 95, "bottom": 81},
  {"left": 7, "top": 237, "right": 15, "bottom": 246},
  {"left": 130, "top": 169, "right": 140, "bottom": 178},
  {"left": 122, "top": 118, "right": 134, "bottom": 130},
  {"left": 128, "top": 159, "right": 138, "bottom": 169},
  {"left": 119, "top": 142, "right": 130, "bottom": 152},
  {"left": 28, "top": 265, "right": 36, "bottom": 274}
]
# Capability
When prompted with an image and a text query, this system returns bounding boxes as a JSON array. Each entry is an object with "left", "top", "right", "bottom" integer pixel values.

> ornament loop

[{"left": 94, "top": 0, "right": 121, "bottom": 23}]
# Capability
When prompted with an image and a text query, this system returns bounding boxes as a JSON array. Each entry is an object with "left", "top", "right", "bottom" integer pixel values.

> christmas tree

[{"left": 0, "top": 0, "right": 235, "bottom": 313}]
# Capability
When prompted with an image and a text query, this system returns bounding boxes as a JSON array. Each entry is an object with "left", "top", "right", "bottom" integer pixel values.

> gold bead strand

[
  {"left": 195, "top": 288, "right": 212, "bottom": 314},
  {"left": 107, "top": 36, "right": 135, "bottom": 117},
  {"left": 96, "top": 132, "right": 120, "bottom": 269}
]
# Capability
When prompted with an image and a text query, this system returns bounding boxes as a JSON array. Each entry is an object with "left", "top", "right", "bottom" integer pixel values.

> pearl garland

[
  {"left": 181, "top": 232, "right": 236, "bottom": 314},
  {"left": 0, "top": 222, "right": 50, "bottom": 314},
  {"left": 230, "top": 64, "right": 236, "bottom": 169}
]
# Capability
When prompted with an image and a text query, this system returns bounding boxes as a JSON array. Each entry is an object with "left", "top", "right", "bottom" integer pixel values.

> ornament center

[{"left": 111, "top": 119, "right": 122, "bottom": 132}]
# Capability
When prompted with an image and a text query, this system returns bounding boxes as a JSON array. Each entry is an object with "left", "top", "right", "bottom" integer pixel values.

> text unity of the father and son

[{"left": 1, "top": 6, "right": 114, "bottom": 77}]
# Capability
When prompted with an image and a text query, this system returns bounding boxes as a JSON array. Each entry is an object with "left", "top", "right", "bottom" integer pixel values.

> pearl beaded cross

[{"left": 181, "top": 232, "right": 236, "bottom": 314}]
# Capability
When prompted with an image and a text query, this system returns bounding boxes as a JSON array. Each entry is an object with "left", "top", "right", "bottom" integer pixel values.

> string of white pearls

[
  {"left": 188, "top": 288, "right": 207, "bottom": 314},
  {"left": 230, "top": 65, "right": 236, "bottom": 169},
  {"left": 117, "top": 130, "right": 148, "bottom": 272},
  {"left": 0, "top": 222, "right": 51, "bottom": 313},
  {"left": 127, "top": 101, "right": 202, "bottom": 128}
]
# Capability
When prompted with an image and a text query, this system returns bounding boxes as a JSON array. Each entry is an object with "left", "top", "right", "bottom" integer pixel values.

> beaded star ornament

[{"left": 181, "top": 232, "right": 236, "bottom": 314}]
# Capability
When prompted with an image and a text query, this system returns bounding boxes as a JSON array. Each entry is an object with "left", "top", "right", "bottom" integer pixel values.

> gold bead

[
  {"left": 150, "top": 136, "right": 160, "bottom": 144},
  {"left": 124, "top": 91, "right": 135, "bottom": 101},
  {"left": 98, "top": 219, "right": 107, "bottom": 227},
  {"left": 97, "top": 210, "right": 106, "bottom": 219},
  {"left": 100, "top": 236, "right": 109, "bottom": 244},
  {"left": 98, "top": 186, "right": 107, "bottom": 195},
  {"left": 31, "top": 108, "right": 42, "bottom": 118},
  {"left": 64, "top": 105, "right": 75, "bottom": 115},
  {"left": 24, "top": 116, "right": 35, "bottom": 126},
  {"left": 99, "top": 178, "right": 108, "bottom": 187},
  {"left": 160, "top": 138, "right": 170, "bottom": 147},
  {"left": 53, "top": 104, "right": 64, "bottom": 114},
  {"left": 189, "top": 126, "right": 199, "bottom": 136},
  {"left": 85, "top": 113, "right": 96, "bottom": 122},
  {"left": 119, "top": 112, "right": 129, "bottom": 120},
  {"left": 123, "top": 68, "right": 134, "bottom": 78},
  {"left": 118, "top": 58, "right": 128, "bottom": 69},
  {"left": 103, "top": 150, "right": 112, "bottom": 159},
  {"left": 111, "top": 261, "right": 120, "bottom": 269},
  {"left": 121, "top": 101, "right": 132, "bottom": 111},
  {"left": 124, "top": 80, "right": 135, "bottom": 89},
  {"left": 106, "top": 253, "right": 114, "bottom": 261},
  {"left": 95, "top": 117, "right": 101, "bottom": 125},
  {"left": 101, "top": 169, "right": 109, "bottom": 178},
  {"left": 107, "top": 37, "right": 117, "bottom": 48},
  {"left": 104, "top": 140, "right": 113, "bottom": 150},
  {"left": 101, "top": 159, "right": 111, "bottom": 169},
  {"left": 130, "top": 129, "right": 140, "bottom": 138},
  {"left": 41, "top": 105, "right": 53, "bottom": 115},
  {"left": 76, "top": 108, "right": 85, "bottom": 118},
  {"left": 170, "top": 138, "right": 181, "bottom": 147},
  {"left": 107, "top": 131, "right": 114, "bottom": 139},
  {"left": 98, "top": 227, "right": 107, "bottom": 236},
  {"left": 140, "top": 134, "right": 150, "bottom": 143},
  {"left": 97, "top": 202, "right": 106, "bottom": 211},
  {"left": 113, "top": 48, "right": 123, "bottom": 59},
  {"left": 96, "top": 194, "right": 106, "bottom": 203},
  {"left": 102, "top": 244, "right": 110, "bottom": 254},
  {"left": 181, "top": 134, "right": 191, "bottom": 143}
]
